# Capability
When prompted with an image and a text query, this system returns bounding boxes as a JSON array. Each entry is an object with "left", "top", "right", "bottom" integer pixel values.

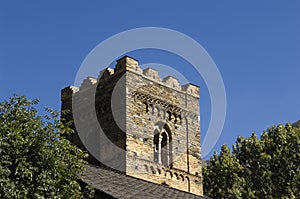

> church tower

[{"left": 61, "top": 56, "right": 203, "bottom": 196}]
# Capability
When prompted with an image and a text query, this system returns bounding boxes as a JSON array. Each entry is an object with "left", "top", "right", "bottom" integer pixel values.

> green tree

[
  {"left": 204, "top": 145, "right": 246, "bottom": 199},
  {"left": 203, "top": 123, "right": 300, "bottom": 199},
  {"left": 0, "top": 94, "right": 92, "bottom": 198}
]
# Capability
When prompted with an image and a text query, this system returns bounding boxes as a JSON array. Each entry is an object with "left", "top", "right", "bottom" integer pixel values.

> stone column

[{"left": 158, "top": 135, "right": 163, "bottom": 164}]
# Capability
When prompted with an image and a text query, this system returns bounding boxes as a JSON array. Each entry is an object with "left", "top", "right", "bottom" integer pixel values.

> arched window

[
  {"left": 161, "top": 130, "right": 169, "bottom": 166},
  {"left": 154, "top": 126, "right": 172, "bottom": 167}
]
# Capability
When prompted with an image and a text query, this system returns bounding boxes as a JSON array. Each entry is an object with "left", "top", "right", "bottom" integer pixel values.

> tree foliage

[
  {"left": 203, "top": 123, "right": 300, "bottom": 199},
  {"left": 0, "top": 94, "right": 92, "bottom": 198}
]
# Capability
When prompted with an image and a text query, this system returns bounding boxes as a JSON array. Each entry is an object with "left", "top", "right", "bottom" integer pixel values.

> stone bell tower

[{"left": 61, "top": 56, "right": 203, "bottom": 196}]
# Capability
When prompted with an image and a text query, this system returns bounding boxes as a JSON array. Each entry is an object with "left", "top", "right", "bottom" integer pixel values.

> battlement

[
  {"left": 61, "top": 86, "right": 79, "bottom": 100},
  {"left": 80, "top": 76, "right": 97, "bottom": 90},
  {"left": 63, "top": 56, "right": 200, "bottom": 99},
  {"left": 143, "top": 67, "right": 160, "bottom": 81},
  {"left": 115, "top": 56, "right": 142, "bottom": 73},
  {"left": 61, "top": 55, "right": 203, "bottom": 196}
]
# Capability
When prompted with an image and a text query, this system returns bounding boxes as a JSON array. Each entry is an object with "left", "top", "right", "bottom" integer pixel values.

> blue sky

[{"left": 1, "top": 1, "right": 299, "bottom": 158}]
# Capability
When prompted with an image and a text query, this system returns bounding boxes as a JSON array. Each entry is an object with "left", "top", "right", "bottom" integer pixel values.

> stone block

[
  {"left": 143, "top": 67, "right": 161, "bottom": 81},
  {"left": 163, "top": 76, "right": 180, "bottom": 90}
]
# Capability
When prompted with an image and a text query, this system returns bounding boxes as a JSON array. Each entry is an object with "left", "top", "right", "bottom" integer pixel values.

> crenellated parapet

[
  {"left": 163, "top": 76, "right": 181, "bottom": 90},
  {"left": 80, "top": 76, "right": 97, "bottom": 90},
  {"left": 61, "top": 86, "right": 79, "bottom": 101},
  {"left": 142, "top": 67, "right": 160, "bottom": 81},
  {"left": 182, "top": 83, "right": 200, "bottom": 99},
  {"left": 98, "top": 68, "right": 114, "bottom": 81},
  {"left": 61, "top": 55, "right": 203, "bottom": 196},
  {"left": 115, "top": 56, "right": 142, "bottom": 73},
  {"left": 64, "top": 56, "right": 199, "bottom": 99}
]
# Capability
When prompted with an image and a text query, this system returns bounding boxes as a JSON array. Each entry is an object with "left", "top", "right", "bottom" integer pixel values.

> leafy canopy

[
  {"left": 203, "top": 123, "right": 300, "bottom": 199},
  {"left": 0, "top": 94, "right": 92, "bottom": 198}
]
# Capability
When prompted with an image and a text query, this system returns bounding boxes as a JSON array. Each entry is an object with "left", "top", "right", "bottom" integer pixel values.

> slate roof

[{"left": 82, "top": 164, "right": 208, "bottom": 199}]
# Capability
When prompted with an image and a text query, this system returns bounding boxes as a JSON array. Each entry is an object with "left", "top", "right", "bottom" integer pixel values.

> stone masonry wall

[
  {"left": 61, "top": 56, "right": 203, "bottom": 196},
  {"left": 122, "top": 57, "right": 203, "bottom": 196}
]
